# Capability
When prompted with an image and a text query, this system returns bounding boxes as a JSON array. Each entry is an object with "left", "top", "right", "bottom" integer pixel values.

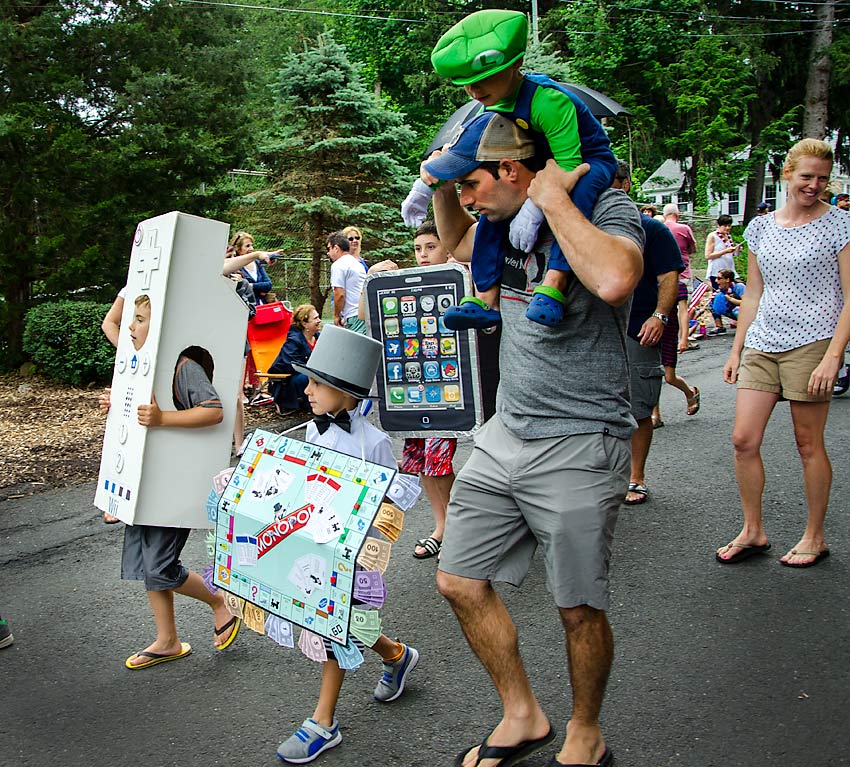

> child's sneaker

[
  {"left": 0, "top": 618, "right": 14, "bottom": 649},
  {"left": 277, "top": 719, "right": 341, "bottom": 764},
  {"left": 373, "top": 644, "right": 419, "bottom": 702}
]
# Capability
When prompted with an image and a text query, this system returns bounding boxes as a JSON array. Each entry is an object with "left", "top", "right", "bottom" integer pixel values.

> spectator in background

[
  {"left": 704, "top": 212, "right": 741, "bottom": 335},
  {"left": 652, "top": 279, "right": 700, "bottom": 429},
  {"left": 406, "top": 221, "right": 458, "bottom": 560},
  {"left": 223, "top": 242, "right": 274, "bottom": 453},
  {"left": 711, "top": 268, "right": 745, "bottom": 325},
  {"left": 230, "top": 231, "right": 276, "bottom": 305},
  {"left": 328, "top": 231, "right": 368, "bottom": 334},
  {"left": 268, "top": 304, "right": 321, "bottom": 414},
  {"left": 613, "top": 164, "right": 684, "bottom": 506},
  {"left": 640, "top": 204, "right": 658, "bottom": 217},
  {"left": 663, "top": 203, "right": 696, "bottom": 283},
  {"left": 756, "top": 202, "right": 770, "bottom": 216},
  {"left": 835, "top": 193, "right": 850, "bottom": 211},
  {"left": 343, "top": 225, "right": 368, "bottom": 272}
]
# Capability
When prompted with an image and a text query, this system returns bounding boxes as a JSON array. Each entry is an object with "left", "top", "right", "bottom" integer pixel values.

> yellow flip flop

[
  {"left": 125, "top": 642, "right": 192, "bottom": 670},
  {"left": 214, "top": 616, "right": 241, "bottom": 651}
]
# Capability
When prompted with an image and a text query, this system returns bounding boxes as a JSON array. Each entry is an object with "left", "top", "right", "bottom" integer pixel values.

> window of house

[
  {"left": 764, "top": 184, "right": 777, "bottom": 210},
  {"left": 661, "top": 194, "right": 672, "bottom": 205},
  {"left": 728, "top": 190, "right": 739, "bottom": 216}
]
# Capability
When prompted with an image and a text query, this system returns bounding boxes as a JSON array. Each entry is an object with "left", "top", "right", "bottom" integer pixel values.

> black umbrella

[{"left": 423, "top": 82, "right": 631, "bottom": 157}]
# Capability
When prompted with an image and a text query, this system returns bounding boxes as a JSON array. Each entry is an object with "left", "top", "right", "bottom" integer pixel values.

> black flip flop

[
  {"left": 779, "top": 549, "right": 830, "bottom": 568},
  {"left": 454, "top": 726, "right": 555, "bottom": 767},
  {"left": 549, "top": 746, "right": 614, "bottom": 766},
  {"left": 623, "top": 483, "right": 648, "bottom": 506},
  {"left": 715, "top": 542, "right": 771, "bottom": 564},
  {"left": 413, "top": 536, "right": 441, "bottom": 560}
]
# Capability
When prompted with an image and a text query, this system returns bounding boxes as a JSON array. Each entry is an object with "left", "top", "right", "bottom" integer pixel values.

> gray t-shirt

[
  {"left": 496, "top": 188, "right": 645, "bottom": 440},
  {"left": 173, "top": 356, "right": 222, "bottom": 411}
]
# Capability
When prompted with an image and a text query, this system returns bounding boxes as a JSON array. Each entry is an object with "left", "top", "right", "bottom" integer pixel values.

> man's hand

[
  {"left": 637, "top": 316, "right": 664, "bottom": 346},
  {"left": 527, "top": 160, "right": 590, "bottom": 212},
  {"left": 138, "top": 394, "right": 164, "bottom": 427},
  {"left": 509, "top": 199, "right": 546, "bottom": 252},
  {"left": 99, "top": 388, "right": 111, "bottom": 413},
  {"left": 401, "top": 180, "right": 434, "bottom": 228}
]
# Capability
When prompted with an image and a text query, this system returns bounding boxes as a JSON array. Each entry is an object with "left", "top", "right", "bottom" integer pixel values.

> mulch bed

[{"left": 0, "top": 376, "right": 305, "bottom": 501}]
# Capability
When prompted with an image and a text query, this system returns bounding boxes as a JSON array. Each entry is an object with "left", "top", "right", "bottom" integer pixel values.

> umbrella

[{"left": 424, "top": 82, "right": 631, "bottom": 158}]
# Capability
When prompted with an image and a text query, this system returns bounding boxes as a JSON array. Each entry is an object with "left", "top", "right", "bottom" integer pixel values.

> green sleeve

[{"left": 529, "top": 88, "right": 583, "bottom": 171}]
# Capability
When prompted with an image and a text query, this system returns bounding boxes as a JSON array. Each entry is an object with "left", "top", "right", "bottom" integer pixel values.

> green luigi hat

[{"left": 431, "top": 10, "right": 528, "bottom": 86}]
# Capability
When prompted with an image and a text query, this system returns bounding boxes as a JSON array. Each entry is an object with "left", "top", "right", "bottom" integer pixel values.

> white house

[{"left": 641, "top": 154, "right": 850, "bottom": 224}]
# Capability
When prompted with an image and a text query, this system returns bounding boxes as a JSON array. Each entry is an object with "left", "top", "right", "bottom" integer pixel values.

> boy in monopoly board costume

[{"left": 276, "top": 325, "right": 420, "bottom": 763}]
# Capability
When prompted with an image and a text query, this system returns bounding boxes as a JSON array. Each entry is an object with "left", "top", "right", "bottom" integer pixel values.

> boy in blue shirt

[
  {"left": 711, "top": 268, "right": 745, "bottom": 326},
  {"left": 403, "top": 9, "right": 617, "bottom": 328}
]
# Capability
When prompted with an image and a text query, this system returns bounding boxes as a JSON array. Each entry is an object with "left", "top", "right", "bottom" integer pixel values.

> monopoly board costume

[
  {"left": 207, "top": 326, "right": 417, "bottom": 660},
  {"left": 211, "top": 429, "right": 404, "bottom": 650},
  {"left": 94, "top": 211, "right": 248, "bottom": 528}
]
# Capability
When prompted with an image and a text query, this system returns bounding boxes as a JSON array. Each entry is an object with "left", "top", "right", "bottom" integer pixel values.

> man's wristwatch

[{"left": 651, "top": 312, "right": 669, "bottom": 326}]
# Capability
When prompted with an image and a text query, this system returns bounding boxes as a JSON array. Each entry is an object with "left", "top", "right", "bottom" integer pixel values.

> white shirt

[
  {"left": 305, "top": 407, "right": 395, "bottom": 469},
  {"left": 743, "top": 207, "right": 850, "bottom": 352},
  {"left": 330, "top": 254, "right": 367, "bottom": 321},
  {"left": 705, "top": 231, "right": 737, "bottom": 279}
]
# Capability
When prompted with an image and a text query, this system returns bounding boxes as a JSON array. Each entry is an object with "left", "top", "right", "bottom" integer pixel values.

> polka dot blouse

[{"left": 743, "top": 207, "right": 850, "bottom": 352}]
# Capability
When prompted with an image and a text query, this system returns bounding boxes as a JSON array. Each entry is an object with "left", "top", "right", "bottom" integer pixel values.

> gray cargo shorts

[
  {"left": 121, "top": 524, "right": 191, "bottom": 591},
  {"left": 627, "top": 335, "right": 664, "bottom": 421},
  {"left": 439, "top": 415, "right": 630, "bottom": 611}
]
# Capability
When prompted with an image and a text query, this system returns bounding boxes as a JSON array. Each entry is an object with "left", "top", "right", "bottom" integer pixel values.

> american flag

[{"left": 688, "top": 278, "right": 711, "bottom": 312}]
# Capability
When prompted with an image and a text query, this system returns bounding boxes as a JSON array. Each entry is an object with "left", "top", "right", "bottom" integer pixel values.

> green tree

[
  {"left": 543, "top": 0, "right": 816, "bottom": 219},
  {"left": 247, "top": 33, "right": 416, "bottom": 312},
  {"left": 0, "top": 0, "right": 251, "bottom": 368}
]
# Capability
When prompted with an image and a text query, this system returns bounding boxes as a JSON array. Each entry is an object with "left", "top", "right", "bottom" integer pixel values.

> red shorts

[{"left": 401, "top": 438, "right": 457, "bottom": 477}]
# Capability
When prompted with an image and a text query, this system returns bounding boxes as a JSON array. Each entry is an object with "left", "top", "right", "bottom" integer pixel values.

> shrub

[{"left": 23, "top": 301, "right": 115, "bottom": 384}]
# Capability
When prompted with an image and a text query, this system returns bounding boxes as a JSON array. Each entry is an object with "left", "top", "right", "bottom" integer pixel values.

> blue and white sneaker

[
  {"left": 373, "top": 644, "right": 419, "bottom": 702},
  {"left": 277, "top": 718, "right": 342, "bottom": 764}
]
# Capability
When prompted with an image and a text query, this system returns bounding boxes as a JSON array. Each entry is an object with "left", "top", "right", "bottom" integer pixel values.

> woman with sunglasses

[{"left": 343, "top": 225, "right": 368, "bottom": 272}]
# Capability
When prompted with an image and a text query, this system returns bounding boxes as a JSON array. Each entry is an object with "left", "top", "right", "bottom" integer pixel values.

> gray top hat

[{"left": 292, "top": 324, "right": 382, "bottom": 400}]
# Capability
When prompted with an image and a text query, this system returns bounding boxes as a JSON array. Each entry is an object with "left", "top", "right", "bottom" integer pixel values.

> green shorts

[
  {"left": 344, "top": 316, "right": 367, "bottom": 335},
  {"left": 439, "top": 415, "right": 630, "bottom": 610}
]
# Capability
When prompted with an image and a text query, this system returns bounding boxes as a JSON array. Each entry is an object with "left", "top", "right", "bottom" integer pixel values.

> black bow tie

[{"left": 313, "top": 410, "right": 352, "bottom": 435}]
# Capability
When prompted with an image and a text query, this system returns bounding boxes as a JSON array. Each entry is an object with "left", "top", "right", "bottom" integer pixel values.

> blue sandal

[
  {"left": 443, "top": 296, "right": 501, "bottom": 330},
  {"left": 525, "top": 286, "right": 565, "bottom": 327}
]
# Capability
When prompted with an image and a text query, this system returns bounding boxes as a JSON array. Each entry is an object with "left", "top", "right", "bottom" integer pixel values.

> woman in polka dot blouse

[{"left": 717, "top": 138, "right": 850, "bottom": 568}]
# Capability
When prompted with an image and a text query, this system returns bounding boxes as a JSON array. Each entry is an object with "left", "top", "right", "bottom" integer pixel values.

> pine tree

[
  {"left": 252, "top": 33, "right": 416, "bottom": 312},
  {"left": 0, "top": 0, "right": 250, "bottom": 368}
]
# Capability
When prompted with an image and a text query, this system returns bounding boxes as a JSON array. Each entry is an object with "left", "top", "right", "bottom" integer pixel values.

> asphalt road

[{"left": 2, "top": 334, "right": 849, "bottom": 767}]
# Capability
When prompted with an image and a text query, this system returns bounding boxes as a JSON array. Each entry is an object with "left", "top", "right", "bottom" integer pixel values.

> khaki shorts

[
  {"left": 737, "top": 338, "right": 832, "bottom": 402},
  {"left": 439, "top": 415, "right": 630, "bottom": 611}
]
